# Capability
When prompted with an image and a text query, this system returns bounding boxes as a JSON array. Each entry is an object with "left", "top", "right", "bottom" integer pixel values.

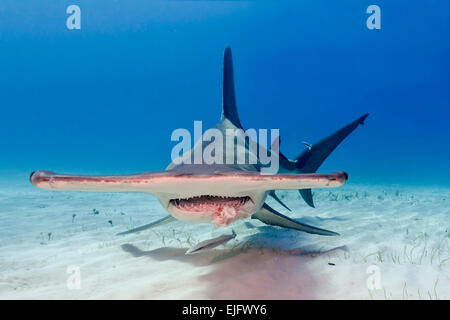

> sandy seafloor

[{"left": 0, "top": 175, "right": 449, "bottom": 300}]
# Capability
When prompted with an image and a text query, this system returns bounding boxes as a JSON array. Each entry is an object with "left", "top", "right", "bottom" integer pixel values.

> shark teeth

[{"left": 169, "top": 195, "right": 252, "bottom": 211}]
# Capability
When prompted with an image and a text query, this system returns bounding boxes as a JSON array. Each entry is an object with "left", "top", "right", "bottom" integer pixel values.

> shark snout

[
  {"left": 29, "top": 170, "right": 55, "bottom": 188},
  {"left": 29, "top": 171, "right": 35, "bottom": 183},
  {"left": 343, "top": 172, "right": 349, "bottom": 181},
  {"left": 327, "top": 171, "right": 348, "bottom": 184}
]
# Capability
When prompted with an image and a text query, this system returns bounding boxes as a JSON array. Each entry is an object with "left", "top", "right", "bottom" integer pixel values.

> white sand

[{"left": 0, "top": 176, "right": 449, "bottom": 299}]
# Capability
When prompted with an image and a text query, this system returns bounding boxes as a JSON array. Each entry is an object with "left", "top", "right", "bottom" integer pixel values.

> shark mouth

[
  {"left": 169, "top": 195, "right": 254, "bottom": 227},
  {"left": 169, "top": 195, "right": 252, "bottom": 211}
]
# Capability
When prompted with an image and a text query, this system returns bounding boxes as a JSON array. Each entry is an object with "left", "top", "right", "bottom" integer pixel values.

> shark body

[{"left": 30, "top": 47, "right": 368, "bottom": 236}]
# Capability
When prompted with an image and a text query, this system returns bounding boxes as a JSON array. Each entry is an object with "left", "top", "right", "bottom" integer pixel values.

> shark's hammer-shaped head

[{"left": 30, "top": 168, "right": 347, "bottom": 227}]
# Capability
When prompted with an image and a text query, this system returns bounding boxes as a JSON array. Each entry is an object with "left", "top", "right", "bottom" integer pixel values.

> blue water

[{"left": 1, "top": 1, "right": 449, "bottom": 187}]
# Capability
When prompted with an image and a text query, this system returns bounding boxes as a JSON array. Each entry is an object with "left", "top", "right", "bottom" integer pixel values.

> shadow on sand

[{"left": 121, "top": 227, "right": 348, "bottom": 299}]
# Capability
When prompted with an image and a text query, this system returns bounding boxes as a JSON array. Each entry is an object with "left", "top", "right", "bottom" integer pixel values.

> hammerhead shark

[{"left": 30, "top": 47, "right": 368, "bottom": 237}]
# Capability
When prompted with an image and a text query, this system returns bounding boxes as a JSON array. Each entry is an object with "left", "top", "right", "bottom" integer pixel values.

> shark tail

[
  {"left": 221, "top": 46, "right": 243, "bottom": 128},
  {"left": 294, "top": 113, "right": 369, "bottom": 207},
  {"left": 295, "top": 113, "right": 369, "bottom": 172}
]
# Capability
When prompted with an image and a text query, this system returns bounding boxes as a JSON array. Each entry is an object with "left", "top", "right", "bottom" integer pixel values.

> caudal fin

[
  {"left": 296, "top": 113, "right": 369, "bottom": 172},
  {"left": 295, "top": 113, "right": 369, "bottom": 207}
]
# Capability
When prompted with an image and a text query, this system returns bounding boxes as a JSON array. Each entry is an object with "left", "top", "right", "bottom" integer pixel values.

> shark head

[
  {"left": 30, "top": 166, "right": 347, "bottom": 227},
  {"left": 154, "top": 165, "right": 266, "bottom": 226}
]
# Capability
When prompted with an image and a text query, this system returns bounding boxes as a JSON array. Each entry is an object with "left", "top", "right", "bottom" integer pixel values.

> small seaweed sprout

[
  {"left": 434, "top": 278, "right": 439, "bottom": 300},
  {"left": 48, "top": 232, "right": 52, "bottom": 241},
  {"left": 402, "top": 281, "right": 409, "bottom": 300},
  {"left": 376, "top": 250, "right": 384, "bottom": 263},
  {"left": 72, "top": 214, "right": 76, "bottom": 223},
  {"left": 328, "top": 192, "right": 339, "bottom": 201},
  {"left": 108, "top": 220, "right": 113, "bottom": 226},
  {"left": 92, "top": 209, "right": 100, "bottom": 215}
]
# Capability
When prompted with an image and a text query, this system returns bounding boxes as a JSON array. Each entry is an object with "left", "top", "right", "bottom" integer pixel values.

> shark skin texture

[{"left": 30, "top": 46, "right": 367, "bottom": 236}]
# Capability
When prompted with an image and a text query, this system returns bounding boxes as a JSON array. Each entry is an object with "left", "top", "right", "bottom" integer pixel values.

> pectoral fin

[{"left": 251, "top": 203, "right": 339, "bottom": 236}]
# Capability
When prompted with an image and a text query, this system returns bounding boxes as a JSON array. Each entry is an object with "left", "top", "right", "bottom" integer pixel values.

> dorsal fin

[{"left": 221, "top": 46, "right": 243, "bottom": 128}]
